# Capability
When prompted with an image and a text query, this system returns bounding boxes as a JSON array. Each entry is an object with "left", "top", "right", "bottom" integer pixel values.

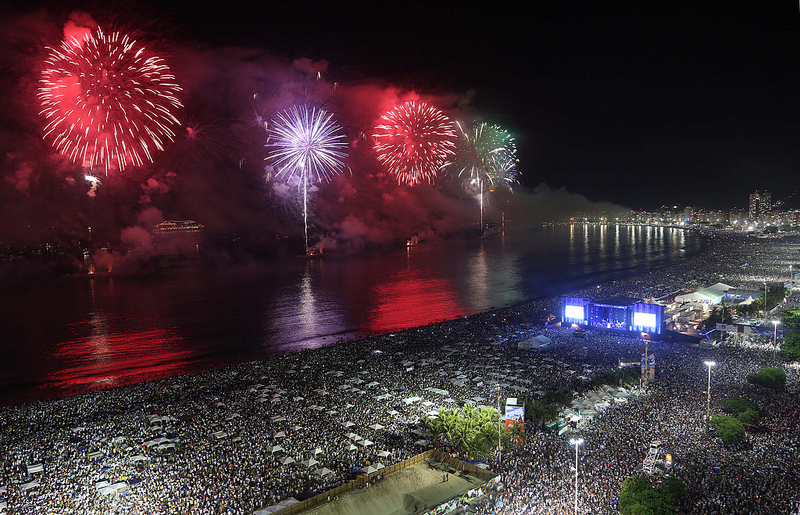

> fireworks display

[
  {"left": 454, "top": 122, "right": 518, "bottom": 186},
  {"left": 38, "top": 27, "right": 183, "bottom": 174},
  {"left": 266, "top": 105, "right": 348, "bottom": 248},
  {"left": 373, "top": 101, "right": 457, "bottom": 186},
  {"left": 452, "top": 122, "right": 518, "bottom": 228},
  {"left": 266, "top": 105, "right": 348, "bottom": 183}
]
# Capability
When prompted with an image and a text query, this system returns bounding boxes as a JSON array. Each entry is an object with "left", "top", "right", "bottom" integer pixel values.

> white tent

[
  {"left": 254, "top": 497, "right": 300, "bottom": 514},
  {"left": 360, "top": 465, "right": 379, "bottom": 474},
  {"left": 676, "top": 282, "right": 733, "bottom": 304},
  {"left": 346, "top": 443, "right": 358, "bottom": 452},
  {"left": 377, "top": 450, "right": 390, "bottom": 458},
  {"left": 98, "top": 482, "right": 128, "bottom": 497},
  {"left": 300, "top": 458, "right": 319, "bottom": 467},
  {"left": 26, "top": 463, "right": 43, "bottom": 474},
  {"left": 279, "top": 457, "right": 296, "bottom": 465},
  {"left": 20, "top": 479, "right": 39, "bottom": 491},
  {"left": 315, "top": 467, "right": 334, "bottom": 477},
  {"left": 368, "top": 424, "right": 384, "bottom": 430},
  {"left": 270, "top": 445, "right": 285, "bottom": 454},
  {"left": 342, "top": 421, "right": 355, "bottom": 428},
  {"left": 313, "top": 447, "right": 324, "bottom": 455},
  {"left": 359, "top": 439, "right": 374, "bottom": 447},
  {"left": 273, "top": 431, "right": 286, "bottom": 438}
]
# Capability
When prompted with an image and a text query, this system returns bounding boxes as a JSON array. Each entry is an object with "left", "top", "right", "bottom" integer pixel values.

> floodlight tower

[
  {"left": 568, "top": 438, "right": 584, "bottom": 515},
  {"left": 704, "top": 361, "right": 715, "bottom": 432}
]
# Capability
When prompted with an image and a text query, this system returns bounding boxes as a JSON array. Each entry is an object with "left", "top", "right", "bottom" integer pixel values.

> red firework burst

[
  {"left": 38, "top": 27, "right": 182, "bottom": 174},
  {"left": 372, "top": 101, "right": 456, "bottom": 185}
]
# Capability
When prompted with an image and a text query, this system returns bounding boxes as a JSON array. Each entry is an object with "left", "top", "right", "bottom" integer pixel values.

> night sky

[
  {"left": 147, "top": 0, "right": 800, "bottom": 210},
  {"left": 2, "top": 1, "right": 800, "bottom": 251}
]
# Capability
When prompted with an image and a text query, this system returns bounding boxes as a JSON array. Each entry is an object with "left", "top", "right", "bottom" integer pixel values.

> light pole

[
  {"left": 772, "top": 320, "right": 780, "bottom": 365},
  {"left": 497, "top": 383, "right": 502, "bottom": 466},
  {"left": 640, "top": 333, "right": 649, "bottom": 388},
  {"left": 764, "top": 282, "right": 768, "bottom": 323},
  {"left": 704, "top": 361, "right": 715, "bottom": 432},
  {"left": 569, "top": 438, "right": 584, "bottom": 515}
]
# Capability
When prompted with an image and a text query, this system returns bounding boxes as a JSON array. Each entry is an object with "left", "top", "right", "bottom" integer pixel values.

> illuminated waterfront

[{"left": 0, "top": 225, "right": 705, "bottom": 406}]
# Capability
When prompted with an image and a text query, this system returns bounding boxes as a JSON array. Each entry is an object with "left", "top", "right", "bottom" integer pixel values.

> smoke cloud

[{"left": 0, "top": 8, "right": 628, "bottom": 264}]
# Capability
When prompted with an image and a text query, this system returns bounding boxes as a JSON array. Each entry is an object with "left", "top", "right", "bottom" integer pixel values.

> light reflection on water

[{"left": 0, "top": 225, "right": 707, "bottom": 406}]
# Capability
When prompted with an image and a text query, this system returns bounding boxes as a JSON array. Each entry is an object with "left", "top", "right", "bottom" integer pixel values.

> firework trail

[
  {"left": 38, "top": 27, "right": 183, "bottom": 174},
  {"left": 266, "top": 105, "right": 348, "bottom": 248},
  {"left": 373, "top": 101, "right": 456, "bottom": 186},
  {"left": 453, "top": 122, "right": 518, "bottom": 228}
]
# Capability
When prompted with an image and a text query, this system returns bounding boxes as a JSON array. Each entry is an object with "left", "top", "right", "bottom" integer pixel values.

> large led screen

[
  {"left": 564, "top": 305, "right": 584, "bottom": 320},
  {"left": 633, "top": 311, "right": 657, "bottom": 329}
]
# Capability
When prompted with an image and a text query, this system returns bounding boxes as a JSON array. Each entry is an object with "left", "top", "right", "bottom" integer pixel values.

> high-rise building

[{"left": 749, "top": 191, "right": 772, "bottom": 220}]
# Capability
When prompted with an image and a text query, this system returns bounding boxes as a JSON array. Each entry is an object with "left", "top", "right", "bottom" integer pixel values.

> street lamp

[
  {"left": 568, "top": 438, "right": 584, "bottom": 515},
  {"left": 764, "top": 282, "right": 768, "bottom": 323},
  {"left": 704, "top": 361, "right": 715, "bottom": 432},
  {"left": 639, "top": 333, "right": 649, "bottom": 389},
  {"left": 772, "top": 320, "right": 781, "bottom": 365},
  {"left": 497, "top": 383, "right": 502, "bottom": 466}
]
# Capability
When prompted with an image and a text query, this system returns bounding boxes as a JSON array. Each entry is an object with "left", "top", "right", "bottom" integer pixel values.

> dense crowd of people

[{"left": 1, "top": 232, "right": 799, "bottom": 514}]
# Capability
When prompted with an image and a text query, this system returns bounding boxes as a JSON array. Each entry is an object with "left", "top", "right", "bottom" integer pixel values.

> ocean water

[{"left": 0, "top": 224, "right": 706, "bottom": 406}]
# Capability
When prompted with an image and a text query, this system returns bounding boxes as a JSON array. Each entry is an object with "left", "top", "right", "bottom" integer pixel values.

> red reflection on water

[
  {"left": 364, "top": 269, "right": 465, "bottom": 334},
  {"left": 44, "top": 327, "right": 193, "bottom": 393}
]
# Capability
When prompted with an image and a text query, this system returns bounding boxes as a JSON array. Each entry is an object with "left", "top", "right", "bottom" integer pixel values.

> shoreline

[
  {"left": 1, "top": 230, "right": 799, "bottom": 514},
  {"left": 2, "top": 226, "right": 717, "bottom": 410}
]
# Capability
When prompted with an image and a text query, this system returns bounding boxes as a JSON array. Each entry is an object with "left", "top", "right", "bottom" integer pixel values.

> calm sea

[{"left": 0, "top": 224, "right": 707, "bottom": 406}]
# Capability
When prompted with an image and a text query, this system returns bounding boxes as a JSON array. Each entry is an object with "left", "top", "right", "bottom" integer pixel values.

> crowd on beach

[{"left": 1, "top": 231, "right": 800, "bottom": 515}]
